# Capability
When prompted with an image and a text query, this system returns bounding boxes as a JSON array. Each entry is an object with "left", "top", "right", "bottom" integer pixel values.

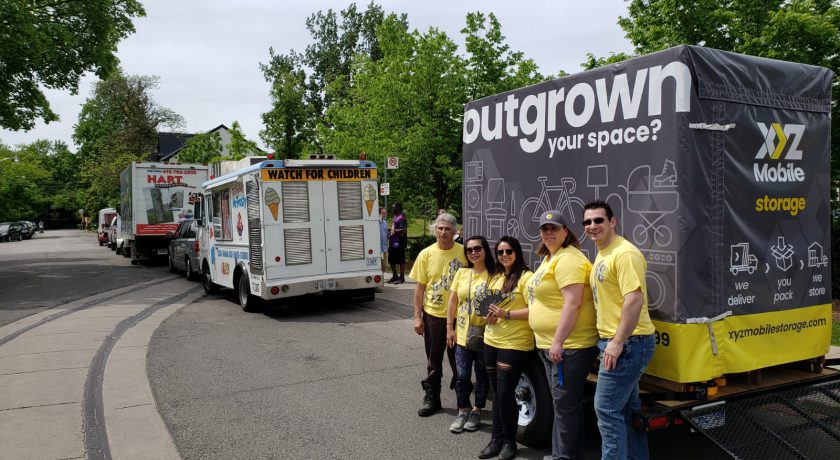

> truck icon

[{"left": 730, "top": 242, "right": 758, "bottom": 275}]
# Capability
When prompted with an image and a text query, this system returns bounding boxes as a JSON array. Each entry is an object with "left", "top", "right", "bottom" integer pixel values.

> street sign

[
  {"left": 380, "top": 183, "right": 390, "bottom": 196},
  {"left": 386, "top": 157, "right": 399, "bottom": 169}
]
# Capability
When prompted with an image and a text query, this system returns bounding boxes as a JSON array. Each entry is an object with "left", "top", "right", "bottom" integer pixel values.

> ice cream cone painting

[
  {"left": 264, "top": 187, "right": 281, "bottom": 221},
  {"left": 363, "top": 184, "right": 376, "bottom": 216}
]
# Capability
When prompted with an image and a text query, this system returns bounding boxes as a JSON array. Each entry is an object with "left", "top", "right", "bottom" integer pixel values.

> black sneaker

[
  {"left": 498, "top": 442, "right": 517, "bottom": 460},
  {"left": 393, "top": 275, "right": 405, "bottom": 284},
  {"left": 386, "top": 275, "right": 398, "bottom": 284},
  {"left": 478, "top": 438, "right": 503, "bottom": 459}
]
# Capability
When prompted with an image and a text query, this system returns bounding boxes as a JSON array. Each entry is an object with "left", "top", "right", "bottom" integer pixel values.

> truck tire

[
  {"left": 516, "top": 353, "right": 553, "bottom": 447},
  {"left": 237, "top": 272, "right": 262, "bottom": 313},
  {"left": 202, "top": 263, "right": 220, "bottom": 295},
  {"left": 99, "top": 240, "right": 104, "bottom": 246}
]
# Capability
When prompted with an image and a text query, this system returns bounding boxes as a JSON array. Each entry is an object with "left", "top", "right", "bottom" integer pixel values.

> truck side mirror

[{"left": 195, "top": 219, "right": 204, "bottom": 227}]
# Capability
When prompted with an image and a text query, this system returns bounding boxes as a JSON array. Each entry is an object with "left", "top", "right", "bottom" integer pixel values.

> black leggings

[{"left": 484, "top": 344, "right": 531, "bottom": 443}]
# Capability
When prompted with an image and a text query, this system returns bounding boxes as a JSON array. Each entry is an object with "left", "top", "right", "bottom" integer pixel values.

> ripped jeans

[
  {"left": 484, "top": 344, "right": 530, "bottom": 444},
  {"left": 454, "top": 344, "right": 489, "bottom": 410}
]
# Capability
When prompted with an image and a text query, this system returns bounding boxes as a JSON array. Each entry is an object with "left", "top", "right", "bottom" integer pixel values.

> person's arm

[
  {"left": 413, "top": 283, "right": 426, "bottom": 335},
  {"left": 549, "top": 283, "right": 584, "bottom": 363},
  {"left": 446, "top": 289, "right": 459, "bottom": 348},
  {"left": 602, "top": 289, "right": 644, "bottom": 370}
]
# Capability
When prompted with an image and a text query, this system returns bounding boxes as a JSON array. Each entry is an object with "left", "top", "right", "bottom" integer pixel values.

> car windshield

[{"left": 0, "top": 224, "right": 8, "bottom": 231}]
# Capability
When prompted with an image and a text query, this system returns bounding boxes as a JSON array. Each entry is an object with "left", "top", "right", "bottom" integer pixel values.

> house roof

[
  {"left": 162, "top": 124, "right": 266, "bottom": 160},
  {"left": 157, "top": 132, "right": 195, "bottom": 161}
]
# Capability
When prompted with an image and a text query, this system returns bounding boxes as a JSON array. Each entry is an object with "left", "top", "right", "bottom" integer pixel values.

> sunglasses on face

[
  {"left": 582, "top": 217, "right": 606, "bottom": 226},
  {"left": 465, "top": 246, "right": 483, "bottom": 254},
  {"left": 496, "top": 248, "right": 514, "bottom": 256}
]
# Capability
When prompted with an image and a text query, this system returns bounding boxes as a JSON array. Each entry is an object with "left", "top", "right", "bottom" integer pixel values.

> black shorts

[{"left": 388, "top": 244, "right": 406, "bottom": 264}]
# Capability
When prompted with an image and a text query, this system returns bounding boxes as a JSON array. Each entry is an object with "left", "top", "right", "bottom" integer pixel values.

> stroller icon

[{"left": 621, "top": 162, "right": 679, "bottom": 247}]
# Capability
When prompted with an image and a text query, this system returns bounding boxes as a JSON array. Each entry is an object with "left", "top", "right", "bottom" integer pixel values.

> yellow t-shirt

[
  {"left": 527, "top": 246, "right": 598, "bottom": 349},
  {"left": 449, "top": 268, "right": 489, "bottom": 347},
  {"left": 409, "top": 243, "right": 467, "bottom": 318},
  {"left": 590, "top": 236, "right": 656, "bottom": 338},
  {"left": 484, "top": 271, "right": 535, "bottom": 351}
]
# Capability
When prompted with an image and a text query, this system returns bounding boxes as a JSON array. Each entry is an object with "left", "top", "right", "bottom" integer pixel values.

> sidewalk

[{"left": 375, "top": 276, "right": 416, "bottom": 307}]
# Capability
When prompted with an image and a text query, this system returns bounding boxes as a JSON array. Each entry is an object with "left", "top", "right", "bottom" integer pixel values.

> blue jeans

[
  {"left": 454, "top": 345, "right": 488, "bottom": 410},
  {"left": 594, "top": 335, "right": 655, "bottom": 460}
]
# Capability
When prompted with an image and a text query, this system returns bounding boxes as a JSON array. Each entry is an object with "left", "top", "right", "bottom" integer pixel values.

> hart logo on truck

[{"left": 753, "top": 122, "right": 805, "bottom": 182}]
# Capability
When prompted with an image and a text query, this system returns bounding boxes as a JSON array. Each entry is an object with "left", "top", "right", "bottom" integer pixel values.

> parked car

[
  {"left": 0, "top": 222, "right": 25, "bottom": 241},
  {"left": 19, "top": 221, "right": 37, "bottom": 239},
  {"left": 167, "top": 219, "right": 201, "bottom": 281}
]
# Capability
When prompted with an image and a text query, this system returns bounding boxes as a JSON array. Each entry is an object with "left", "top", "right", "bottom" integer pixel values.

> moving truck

[
  {"left": 462, "top": 46, "right": 838, "bottom": 455},
  {"left": 119, "top": 162, "right": 209, "bottom": 264},
  {"left": 197, "top": 155, "right": 383, "bottom": 311}
]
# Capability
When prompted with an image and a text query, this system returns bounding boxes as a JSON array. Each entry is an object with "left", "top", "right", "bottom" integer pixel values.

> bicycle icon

[{"left": 518, "top": 176, "right": 584, "bottom": 241}]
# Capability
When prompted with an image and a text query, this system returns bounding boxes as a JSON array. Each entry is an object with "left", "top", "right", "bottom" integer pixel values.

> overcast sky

[{"left": 0, "top": 0, "right": 633, "bottom": 151}]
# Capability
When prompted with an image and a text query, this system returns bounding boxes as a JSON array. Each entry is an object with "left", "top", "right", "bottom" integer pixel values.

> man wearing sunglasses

[
  {"left": 582, "top": 200, "right": 656, "bottom": 460},
  {"left": 410, "top": 213, "right": 468, "bottom": 416}
]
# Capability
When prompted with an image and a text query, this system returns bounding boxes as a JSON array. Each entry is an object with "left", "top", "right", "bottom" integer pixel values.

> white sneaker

[{"left": 449, "top": 412, "right": 469, "bottom": 433}]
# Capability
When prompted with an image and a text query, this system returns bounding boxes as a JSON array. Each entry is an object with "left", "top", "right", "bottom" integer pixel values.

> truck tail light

[
  {"left": 374, "top": 275, "right": 382, "bottom": 284},
  {"left": 193, "top": 240, "right": 199, "bottom": 254}
]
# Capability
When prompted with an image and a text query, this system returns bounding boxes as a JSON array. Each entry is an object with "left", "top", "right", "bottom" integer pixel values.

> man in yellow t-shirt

[
  {"left": 584, "top": 200, "right": 656, "bottom": 460},
  {"left": 409, "top": 213, "right": 467, "bottom": 416}
]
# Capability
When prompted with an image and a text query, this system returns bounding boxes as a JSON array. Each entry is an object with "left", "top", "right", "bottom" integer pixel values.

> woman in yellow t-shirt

[
  {"left": 477, "top": 236, "right": 533, "bottom": 460},
  {"left": 445, "top": 236, "right": 497, "bottom": 434},
  {"left": 527, "top": 211, "right": 599, "bottom": 460}
]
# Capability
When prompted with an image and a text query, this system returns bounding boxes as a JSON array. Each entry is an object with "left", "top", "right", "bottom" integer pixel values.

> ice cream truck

[{"left": 197, "top": 155, "right": 384, "bottom": 311}]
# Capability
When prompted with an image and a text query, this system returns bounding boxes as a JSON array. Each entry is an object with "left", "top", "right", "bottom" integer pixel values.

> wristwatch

[{"left": 504, "top": 310, "right": 511, "bottom": 320}]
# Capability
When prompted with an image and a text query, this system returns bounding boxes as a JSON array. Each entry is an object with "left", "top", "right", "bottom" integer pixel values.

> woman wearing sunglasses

[
  {"left": 478, "top": 236, "right": 534, "bottom": 460},
  {"left": 527, "top": 211, "right": 599, "bottom": 460},
  {"left": 446, "top": 236, "right": 497, "bottom": 434}
]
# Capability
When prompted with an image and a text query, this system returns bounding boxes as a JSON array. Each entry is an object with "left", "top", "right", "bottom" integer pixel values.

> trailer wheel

[
  {"left": 516, "top": 353, "right": 553, "bottom": 447},
  {"left": 237, "top": 271, "right": 262, "bottom": 312},
  {"left": 202, "top": 263, "right": 220, "bottom": 294}
]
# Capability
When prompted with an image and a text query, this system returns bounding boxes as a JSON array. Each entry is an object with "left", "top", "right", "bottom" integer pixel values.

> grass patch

[{"left": 833, "top": 321, "right": 840, "bottom": 346}]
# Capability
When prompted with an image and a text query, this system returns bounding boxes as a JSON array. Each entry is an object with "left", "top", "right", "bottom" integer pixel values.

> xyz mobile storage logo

[{"left": 753, "top": 122, "right": 805, "bottom": 182}]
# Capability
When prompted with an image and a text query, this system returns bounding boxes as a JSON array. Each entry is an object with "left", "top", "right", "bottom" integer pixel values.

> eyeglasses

[
  {"left": 582, "top": 217, "right": 606, "bottom": 226},
  {"left": 496, "top": 249, "right": 514, "bottom": 256},
  {"left": 465, "top": 246, "right": 483, "bottom": 254}
]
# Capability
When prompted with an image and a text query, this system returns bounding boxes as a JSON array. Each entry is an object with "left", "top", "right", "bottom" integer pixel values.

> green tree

[
  {"left": 177, "top": 131, "right": 223, "bottom": 164},
  {"left": 260, "top": 2, "right": 391, "bottom": 157},
  {"left": 0, "top": 0, "right": 145, "bottom": 130},
  {"left": 227, "top": 120, "right": 260, "bottom": 161},
  {"left": 322, "top": 15, "right": 467, "bottom": 214},
  {"left": 260, "top": 51, "right": 311, "bottom": 159},
  {"left": 73, "top": 71, "right": 183, "bottom": 214},
  {"left": 0, "top": 142, "right": 51, "bottom": 222},
  {"left": 323, "top": 12, "right": 545, "bottom": 216},
  {"left": 461, "top": 12, "right": 545, "bottom": 99}
]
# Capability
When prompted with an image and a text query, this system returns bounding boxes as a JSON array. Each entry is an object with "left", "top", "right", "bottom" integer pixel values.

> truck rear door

[
  {"left": 263, "top": 180, "right": 328, "bottom": 279},
  {"left": 261, "top": 166, "right": 378, "bottom": 280},
  {"left": 322, "top": 180, "right": 377, "bottom": 274}
]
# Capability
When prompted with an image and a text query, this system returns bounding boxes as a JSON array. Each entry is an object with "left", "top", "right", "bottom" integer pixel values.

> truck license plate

[
  {"left": 316, "top": 280, "right": 336, "bottom": 291},
  {"left": 157, "top": 248, "right": 169, "bottom": 255}
]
